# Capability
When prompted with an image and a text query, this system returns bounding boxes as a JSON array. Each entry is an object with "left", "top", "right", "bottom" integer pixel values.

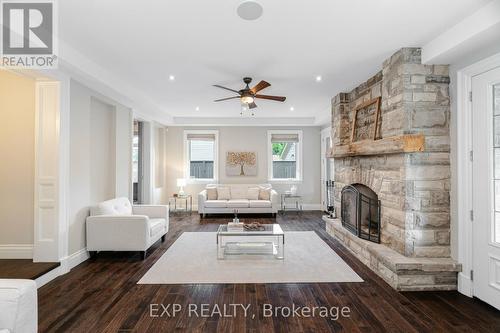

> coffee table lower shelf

[{"left": 218, "top": 241, "right": 283, "bottom": 260}]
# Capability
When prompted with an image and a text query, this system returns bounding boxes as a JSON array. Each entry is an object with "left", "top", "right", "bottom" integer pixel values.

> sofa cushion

[
  {"left": 247, "top": 187, "right": 260, "bottom": 200},
  {"left": 149, "top": 218, "right": 166, "bottom": 237},
  {"left": 205, "top": 200, "right": 228, "bottom": 208},
  {"left": 227, "top": 199, "right": 249, "bottom": 208},
  {"left": 206, "top": 187, "right": 217, "bottom": 200},
  {"left": 229, "top": 185, "right": 248, "bottom": 199},
  {"left": 217, "top": 187, "right": 231, "bottom": 200},
  {"left": 259, "top": 188, "right": 271, "bottom": 201},
  {"left": 91, "top": 197, "right": 132, "bottom": 216},
  {"left": 249, "top": 200, "right": 272, "bottom": 208}
]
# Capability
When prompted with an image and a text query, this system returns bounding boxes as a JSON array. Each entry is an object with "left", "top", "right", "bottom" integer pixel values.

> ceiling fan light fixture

[
  {"left": 241, "top": 95, "right": 254, "bottom": 104},
  {"left": 237, "top": 1, "right": 263, "bottom": 21}
]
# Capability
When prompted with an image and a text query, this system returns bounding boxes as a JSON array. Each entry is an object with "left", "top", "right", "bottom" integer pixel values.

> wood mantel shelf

[{"left": 328, "top": 134, "right": 425, "bottom": 158}]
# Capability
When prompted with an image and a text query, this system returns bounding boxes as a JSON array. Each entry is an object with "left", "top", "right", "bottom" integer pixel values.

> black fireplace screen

[{"left": 341, "top": 184, "right": 380, "bottom": 243}]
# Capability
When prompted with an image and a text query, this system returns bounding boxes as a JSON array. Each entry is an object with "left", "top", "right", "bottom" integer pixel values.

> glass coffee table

[{"left": 216, "top": 224, "right": 285, "bottom": 260}]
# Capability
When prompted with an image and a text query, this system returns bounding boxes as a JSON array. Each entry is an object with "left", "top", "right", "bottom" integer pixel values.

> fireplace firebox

[{"left": 341, "top": 184, "right": 380, "bottom": 243}]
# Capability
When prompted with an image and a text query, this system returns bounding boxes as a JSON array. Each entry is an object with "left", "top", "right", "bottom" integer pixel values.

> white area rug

[{"left": 138, "top": 231, "right": 363, "bottom": 284}]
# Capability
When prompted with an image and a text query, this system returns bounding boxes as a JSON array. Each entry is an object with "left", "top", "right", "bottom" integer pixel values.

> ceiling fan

[{"left": 213, "top": 77, "right": 286, "bottom": 109}]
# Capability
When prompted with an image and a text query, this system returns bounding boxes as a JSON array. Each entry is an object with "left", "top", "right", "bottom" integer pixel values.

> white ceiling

[{"left": 59, "top": 0, "right": 491, "bottom": 124}]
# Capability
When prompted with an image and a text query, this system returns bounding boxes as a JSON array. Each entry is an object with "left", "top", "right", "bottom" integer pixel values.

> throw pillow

[
  {"left": 259, "top": 188, "right": 271, "bottom": 201},
  {"left": 206, "top": 187, "right": 217, "bottom": 200},
  {"left": 217, "top": 187, "right": 231, "bottom": 200},
  {"left": 247, "top": 187, "right": 260, "bottom": 200}
]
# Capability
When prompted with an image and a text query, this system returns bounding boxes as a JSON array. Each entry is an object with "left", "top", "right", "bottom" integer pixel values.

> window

[
  {"left": 184, "top": 130, "right": 218, "bottom": 182},
  {"left": 268, "top": 130, "right": 302, "bottom": 182}
]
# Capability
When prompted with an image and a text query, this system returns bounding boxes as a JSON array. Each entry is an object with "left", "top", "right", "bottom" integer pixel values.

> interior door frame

[{"left": 456, "top": 52, "right": 500, "bottom": 297}]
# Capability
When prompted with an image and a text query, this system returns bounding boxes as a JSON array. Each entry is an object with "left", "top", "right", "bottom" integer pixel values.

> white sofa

[
  {"left": 198, "top": 184, "right": 279, "bottom": 217},
  {"left": 86, "top": 197, "right": 169, "bottom": 259},
  {"left": 0, "top": 279, "right": 37, "bottom": 333}
]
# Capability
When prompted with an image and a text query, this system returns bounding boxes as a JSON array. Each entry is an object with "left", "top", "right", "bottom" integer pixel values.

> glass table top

[{"left": 217, "top": 223, "right": 284, "bottom": 236}]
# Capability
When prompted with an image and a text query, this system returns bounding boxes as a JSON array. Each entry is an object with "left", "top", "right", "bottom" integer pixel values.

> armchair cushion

[{"left": 90, "top": 197, "right": 132, "bottom": 216}]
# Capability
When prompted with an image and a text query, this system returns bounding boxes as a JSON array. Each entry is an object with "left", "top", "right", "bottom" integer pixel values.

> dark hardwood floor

[
  {"left": 0, "top": 260, "right": 59, "bottom": 279},
  {"left": 37, "top": 212, "right": 500, "bottom": 332}
]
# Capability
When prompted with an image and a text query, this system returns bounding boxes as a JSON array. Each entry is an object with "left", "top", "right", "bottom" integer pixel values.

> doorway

[
  {"left": 321, "top": 127, "right": 333, "bottom": 211},
  {"left": 471, "top": 66, "right": 500, "bottom": 310},
  {"left": 133, "top": 120, "right": 144, "bottom": 204}
]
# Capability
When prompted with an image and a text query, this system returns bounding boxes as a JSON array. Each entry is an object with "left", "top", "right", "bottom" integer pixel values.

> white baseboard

[
  {"left": 35, "top": 265, "right": 64, "bottom": 288},
  {"left": 61, "top": 248, "right": 90, "bottom": 271},
  {"left": 302, "top": 204, "right": 322, "bottom": 211},
  {"left": 35, "top": 248, "right": 89, "bottom": 289},
  {"left": 0, "top": 244, "right": 33, "bottom": 259}
]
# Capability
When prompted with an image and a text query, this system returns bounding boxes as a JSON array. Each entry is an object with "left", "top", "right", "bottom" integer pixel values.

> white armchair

[
  {"left": 0, "top": 279, "right": 37, "bottom": 333},
  {"left": 86, "top": 198, "right": 169, "bottom": 260}
]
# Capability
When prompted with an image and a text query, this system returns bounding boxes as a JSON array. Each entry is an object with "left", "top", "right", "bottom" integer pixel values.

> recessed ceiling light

[
  {"left": 290, "top": 106, "right": 295, "bottom": 111},
  {"left": 169, "top": 75, "right": 175, "bottom": 81},
  {"left": 237, "top": 1, "right": 263, "bottom": 21},
  {"left": 316, "top": 75, "right": 322, "bottom": 82},
  {"left": 195, "top": 106, "right": 200, "bottom": 111}
]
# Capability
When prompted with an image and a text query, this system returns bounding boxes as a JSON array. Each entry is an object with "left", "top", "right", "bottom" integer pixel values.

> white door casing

[
  {"left": 471, "top": 66, "right": 500, "bottom": 310},
  {"left": 34, "top": 81, "right": 61, "bottom": 262}
]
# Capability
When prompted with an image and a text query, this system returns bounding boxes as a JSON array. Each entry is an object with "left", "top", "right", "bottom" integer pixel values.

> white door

[{"left": 472, "top": 66, "right": 500, "bottom": 310}]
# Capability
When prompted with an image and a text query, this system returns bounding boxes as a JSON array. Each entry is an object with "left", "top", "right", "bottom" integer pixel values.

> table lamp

[{"left": 177, "top": 178, "right": 187, "bottom": 196}]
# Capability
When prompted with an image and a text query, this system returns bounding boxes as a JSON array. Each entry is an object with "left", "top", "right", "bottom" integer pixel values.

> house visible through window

[
  {"left": 185, "top": 131, "right": 218, "bottom": 181},
  {"left": 268, "top": 131, "right": 302, "bottom": 181}
]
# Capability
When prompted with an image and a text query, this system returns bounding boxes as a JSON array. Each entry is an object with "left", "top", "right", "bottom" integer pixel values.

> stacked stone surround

[
  {"left": 324, "top": 218, "right": 460, "bottom": 291},
  {"left": 327, "top": 48, "right": 460, "bottom": 291}
]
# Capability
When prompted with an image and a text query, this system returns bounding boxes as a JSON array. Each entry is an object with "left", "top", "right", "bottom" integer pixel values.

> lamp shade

[{"left": 177, "top": 178, "right": 187, "bottom": 187}]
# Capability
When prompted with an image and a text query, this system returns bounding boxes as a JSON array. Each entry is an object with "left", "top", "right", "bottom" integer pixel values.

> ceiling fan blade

[
  {"left": 213, "top": 85, "right": 241, "bottom": 94},
  {"left": 250, "top": 80, "right": 271, "bottom": 94},
  {"left": 255, "top": 94, "right": 286, "bottom": 102},
  {"left": 214, "top": 96, "right": 241, "bottom": 102},
  {"left": 248, "top": 102, "right": 258, "bottom": 109}
]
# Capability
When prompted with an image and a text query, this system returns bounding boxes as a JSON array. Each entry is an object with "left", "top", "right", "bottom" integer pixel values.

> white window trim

[
  {"left": 183, "top": 129, "right": 219, "bottom": 184},
  {"left": 267, "top": 129, "right": 303, "bottom": 183}
]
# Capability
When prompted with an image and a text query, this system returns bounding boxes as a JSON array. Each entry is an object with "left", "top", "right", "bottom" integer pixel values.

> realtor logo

[{"left": 1, "top": 0, "right": 57, "bottom": 68}]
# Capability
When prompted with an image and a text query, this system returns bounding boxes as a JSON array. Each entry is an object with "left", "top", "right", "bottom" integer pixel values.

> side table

[
  {"left": 170, "top": 195, "right": 193, "bottom": 214},
  {"left": 281, "top": 193, "right": 303, "bottom": 215}
]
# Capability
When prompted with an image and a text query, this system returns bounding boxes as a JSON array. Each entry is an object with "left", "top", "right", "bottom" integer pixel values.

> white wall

[
  {"left": 153, "top": 125, "right": 167, "bottom": 204},
  {"left": 89, "top": 97, "right": 116, "bottom": 203},
  {"left": 0, "top": 70, "right": 35, "bottom": 250},
  {"left": 68, "top": 80, "right": 132, "bottom": 255},
  {"left": 164, "top": 126, "right": 322, "bottom": 207}
]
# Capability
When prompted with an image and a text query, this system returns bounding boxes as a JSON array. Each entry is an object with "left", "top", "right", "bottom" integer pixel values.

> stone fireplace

[{"left": 324, "top": 48, "right": 461, "bottom": 291}]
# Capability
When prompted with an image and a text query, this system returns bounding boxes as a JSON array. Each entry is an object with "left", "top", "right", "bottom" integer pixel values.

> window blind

[
  {"left": 271, "top": 133, "right": 299, "bottom": 143},
  {"left": 187, "top": 133, "right": 216, "bottom": 141}
]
